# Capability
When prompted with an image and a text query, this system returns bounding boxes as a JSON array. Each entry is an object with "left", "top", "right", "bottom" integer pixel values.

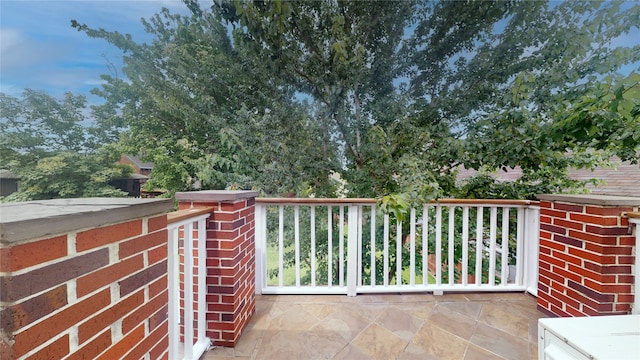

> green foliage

[
  {"left": 3, "top": 151, "right": 130, "bottom": 202},
  {"left": 405, "top": 0, "right": 640, "bottom": 198},
  {"left": 72, "top": 4, "right": 338, "bottom": 196},
  {"left": 216, "top": 0, "right": 416, "bottom": 194},
  {"left": 552, "top": 73, "right": 640, "bottom": 164},
  {"left": 68, "top": 0, "right": 639, "bottom": 200},
  {"left": 1, "top": 91, "right": 129, "bottom": 202}
]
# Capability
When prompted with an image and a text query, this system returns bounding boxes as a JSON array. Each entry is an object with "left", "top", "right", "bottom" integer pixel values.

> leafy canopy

[
  {"left": 67, "top": 0, "right": 640, "bottom": 201},
  {"left": 0, "top": 90, "right": 130, "bottom": 201}
]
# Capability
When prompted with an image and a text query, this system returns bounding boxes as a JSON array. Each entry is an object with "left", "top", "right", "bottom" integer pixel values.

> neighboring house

[
  {"left": 117, "top": 155, "right": 165, "bottom": 197},
  {"left": 457, "top": 159, "right": 640, "bottom": 196},
  {"left": 0, "top": 169, "right": 19, "bottom": 197},
  {"left": 108, "top": 173, "right": 148, "bottom": 198},
  {"left": 118, "top": 154, "right": 154, "bottom": 177}
]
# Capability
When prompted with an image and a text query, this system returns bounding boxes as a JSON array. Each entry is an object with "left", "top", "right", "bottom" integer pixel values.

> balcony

[
  {"left": 205, "top": 292, "right": 543, "bottom": 359},
  {"left": 1, "top": 191, "right": 638, "bottom": 360}
]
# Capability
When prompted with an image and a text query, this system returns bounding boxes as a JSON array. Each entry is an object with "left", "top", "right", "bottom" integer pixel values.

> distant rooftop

[
  {"left": 122, "top": 155, "right": 154, "bottom": 170},
  {"left": 0, "top": 169, "right": 20, "bottom": 179},
  {"left": 457, "top": 159, "right": 640, "bottom": 197}
]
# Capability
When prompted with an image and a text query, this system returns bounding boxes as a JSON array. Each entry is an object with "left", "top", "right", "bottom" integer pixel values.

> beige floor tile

[
  {"left": 333, "top": 344, "right": 373, "bottom": 360},
  {"left": 470, "top": 322, "right": 530, "bottom": 360},
  {"left": 530, "top": 342, "right": 538, "bottom": 360},
  {"left": 258, "top": 328, "right": 348, "bottom": 360},
  {"left": 427, "top": 304, "right": 478, "bottom": 340},
  {"left": 399, "top": 293, "right": 437, "bottom": 303},
  {"left": 302, "top": 303, "right": 338, "bottom": 320},
  {"left": 434, "top": 293, "right": 470, "bottom": 302},
  {"left": 464, "top": 344, "right": 505, "bottom": 359},
  {"left": 352, "top": 324, "right": 408, "bottom": 360},
  {"left": 202, "top": 293, "right": 542, "bottom": 359},
  {"left": 506, "top": 298, "right": 546, "bottom": 320},
  {"left": 268, "top": 305, "right": 320, "bottom": 331},
  {"left": 376, "top": 307, "right": 424, "bottom": 341},
  {"left": 398, "top": 343, "right": 439, "bottom": 359},
  {"left": 205, "top": 345, "right": 235, "bottom": 359},
  {"left": 311, "top": 306, "right": 372, "bottom": 342},
  {"left": 466, "top": 292, "right": 530, "bottom": 302},
  {"left": 231, "top": 327, "right": 263, "bottom": 358},
  {"left": 392, "top": 302, "right": 435, "bottom": 320},
  {"left": 479, "top": 302, "right": 530, "bottom": 339},
  {"left": 412, "top": 321, "right": 468, "bottom": 359},
  {"left": 301, "top": 328, "right": 352, "bottom": 360},
  {"left": 342, "top": 302, "right": 388, "bottom": 321},
  {"left": 436, "top": 300, "right": 483, "bottom": 320}
]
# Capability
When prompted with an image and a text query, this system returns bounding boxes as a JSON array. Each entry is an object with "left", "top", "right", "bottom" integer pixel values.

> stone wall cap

[
  {"left": 0, "top": 197, "right": 174, "bottom": 245},
  {"left": 537, "top": 194, "right": 640, "bottom": 206},
  {"left": 175, "top": 190, "right": 259, "bottom": 202}
]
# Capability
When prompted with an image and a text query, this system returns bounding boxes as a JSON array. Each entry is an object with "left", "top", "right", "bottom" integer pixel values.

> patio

[{"left": 205, "top": 292, "right": 544, "bottom": 360}]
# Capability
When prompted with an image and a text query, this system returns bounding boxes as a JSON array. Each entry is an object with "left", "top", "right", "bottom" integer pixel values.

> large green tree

[
  {"left": 72, "top": 0, "right": 639, "bottom": 200},
  {"left": 403, "top": 0, "right": 640, "bottom": 198},
  {"left": 214, "top": 0, "right": 639, "bottom": 200},
  {"left": 0, "top": 90, "right": 130, "bottom": 201},
  {"left": 72, "top": 5, "right": 338, "bottom": 196}
]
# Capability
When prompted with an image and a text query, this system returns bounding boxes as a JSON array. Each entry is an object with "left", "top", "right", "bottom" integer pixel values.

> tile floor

[{"left": 204, "top": 292, "right": 545, "bottom": 360}]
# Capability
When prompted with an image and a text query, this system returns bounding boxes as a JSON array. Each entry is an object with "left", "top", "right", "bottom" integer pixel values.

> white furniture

[{"left": 538, "top": 315, "right": 640, "bottom": 360}]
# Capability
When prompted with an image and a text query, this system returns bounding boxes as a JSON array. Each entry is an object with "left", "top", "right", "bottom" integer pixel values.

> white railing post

[
  {"left": 347, "top": 205, "right": 359, "bottom": 296},
  {"left": 183, "top": 222, "right": 194, "bottom": 359},
  {"left": 168, "top": 226, "right": 180, "bottom": 360},
  {"left": 631, "top": 218, "right": 640, "bottom": 315},
  {"left": 523, "top": 205, "right": 540, "bottom": 295},
  {"left": 195, "top": 217, "right": 210, "bottom": 356},
  {"left": 167, "top": 211, "right": 212, "bottom": 360},
  {"left": 254, "top": 204, "right": 266, "bottom": 294}
]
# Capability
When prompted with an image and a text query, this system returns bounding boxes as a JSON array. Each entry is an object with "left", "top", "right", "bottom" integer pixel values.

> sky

[
  {"left": 1, "top": 0, "right": 193, "bottom": 103},
  {"left": 1, "top": 1, "right": 639, "bottom": 106}
]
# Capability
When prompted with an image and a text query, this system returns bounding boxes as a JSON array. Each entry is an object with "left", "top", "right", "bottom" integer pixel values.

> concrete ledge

[
  {"left": 175, "top": 190, "right": 259, "bottom": 203},
  {"left": 537, "top": 194, "right": 640, "bottom": 207},
  {"left": 0, "top": 198, "right": 174, "bottom": 244}
]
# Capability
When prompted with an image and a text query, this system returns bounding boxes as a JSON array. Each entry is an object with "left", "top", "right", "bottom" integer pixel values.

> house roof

[
  {"left": 122, "top": 155, "right": 154, "bottom": 170},
  {"left": 112, "top": 173, "right": 149, "bottom": 180},
  {"left": 457, "top": 159, "right": 640, "bottom": 197},
  {"left": 0, "top": 169, "right": 20, "bottom": 179}
]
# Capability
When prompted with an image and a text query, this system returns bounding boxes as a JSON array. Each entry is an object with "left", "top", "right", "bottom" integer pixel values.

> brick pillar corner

[
  {"left": 175, "top": 190, "right": 259, "bottom": 347},
  {"left": 536, "top": 194, "right": 639, "bottom": 317}
]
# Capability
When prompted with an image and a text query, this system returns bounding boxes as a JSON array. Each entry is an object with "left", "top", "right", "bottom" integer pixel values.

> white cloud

[
  {"left": 0, "top": 1, "right": 190, "bottom": 97},
  {"left": 0, "top": 27, "right": 69, "bottom": 75}
]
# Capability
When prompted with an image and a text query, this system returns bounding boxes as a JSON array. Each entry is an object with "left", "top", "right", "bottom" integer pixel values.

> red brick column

[
  {"left": 175, "top": 190, "right": 258, "bottom": 347},
  {"left": 537, "top": 194, "right": 639, "bottom": 317}
]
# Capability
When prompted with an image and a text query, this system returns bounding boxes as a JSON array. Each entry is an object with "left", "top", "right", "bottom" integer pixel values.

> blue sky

[
  {"left": 1, "top": 0, "right": 192, "bottom": 102},
  {"left": 2, "top": 1, "right": 639, "bottom": 106}
]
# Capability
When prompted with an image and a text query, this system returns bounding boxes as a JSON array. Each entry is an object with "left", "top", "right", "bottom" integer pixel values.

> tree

[
  {"left": 72, "top": 0, "right": 639, "bottom": 200},
  {"left": 0, "top": 90, "right": 130, "bottom": 201},
  {"left": 215, "top": 0, "right": 432, "bottom": 197},
  {"left": 72, "top": 4, "right": 338, "bottom": 197},
  {"left": 403, "top": 1, "right": 640, "bottom": 198}
]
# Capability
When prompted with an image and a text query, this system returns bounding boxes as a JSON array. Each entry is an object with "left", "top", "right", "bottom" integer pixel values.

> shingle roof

[
  {"left": 0, "top": 169, "right": 20, "bottom": 179},
  {"left": 123, "top": 155, "right": 154, "bottom": 170},
  {"left": 457, "top": 159, "right": 640, "bottom": 197}
]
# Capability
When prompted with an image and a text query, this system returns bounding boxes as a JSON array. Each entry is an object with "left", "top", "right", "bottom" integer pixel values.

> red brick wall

[
  {"left": 537, "top": 195, "right": 638, "bottom": 317},
  {"left": 0, "top": 213, "right": 170, "bottom": 359},
  {"left": 176, "top": 190, "right": 258, "bottom": 347}
]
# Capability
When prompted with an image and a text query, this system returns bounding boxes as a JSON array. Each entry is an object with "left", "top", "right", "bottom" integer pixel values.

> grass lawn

[{"left": 265, "top": 245, "right": 436, "bottom": 286}]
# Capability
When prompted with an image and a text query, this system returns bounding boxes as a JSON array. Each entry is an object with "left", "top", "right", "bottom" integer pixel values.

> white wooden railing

[
  {"left": 255, "top": 198, "right": 540, "bottom": 296},
  {"left": 167, "top": 208, "right": 213, "bottom": 360}
]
